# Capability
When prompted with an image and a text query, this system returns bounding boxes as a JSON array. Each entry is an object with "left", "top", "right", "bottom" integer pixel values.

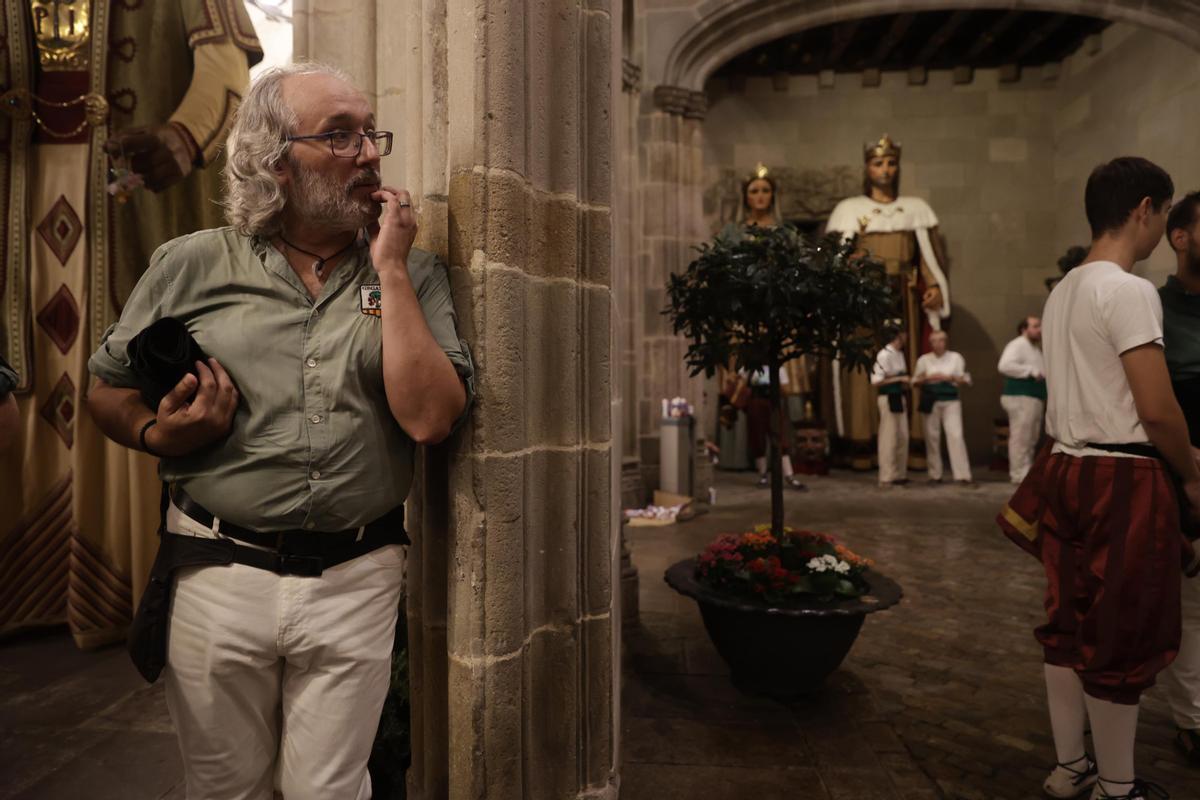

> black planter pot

[{"left": 664, "top": 559, "right": 902, "bottom": 699}]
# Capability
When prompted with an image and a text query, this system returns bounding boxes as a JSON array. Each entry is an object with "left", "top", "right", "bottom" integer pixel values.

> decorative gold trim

[
  {"left": 4, "top": 0, "right": 35, "bottom": 392},
  {"left": 87, "top": 0, "right": 112, "bottom": 353},
  {"left": 30, "top": 0, "right": 92, "bottom": 71},
  {"left": 1001, "top": 504, "right": 1038, "bottom": 543}
]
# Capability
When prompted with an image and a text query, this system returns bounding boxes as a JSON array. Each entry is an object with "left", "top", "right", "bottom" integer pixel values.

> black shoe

[
  {"left": 786, "top": 477, "right": 807, "bottom": 491},
  {"left": 1093, "top": 778, "right": 1169, "bottom": 799},
  {"left": 1043, "top": 754, "right": 1097, "bottom": 798},
  {"left": 756, "top": 473, "right": 769, "bottom": 487},
  {"left": 1177, "top": 727, "right": 1200, "bottom": 766}
]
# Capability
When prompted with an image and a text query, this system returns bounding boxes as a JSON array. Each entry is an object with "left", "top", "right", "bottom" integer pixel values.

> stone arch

[{"left": 663, "top": 0, "right": 1200, "bottom": 92}]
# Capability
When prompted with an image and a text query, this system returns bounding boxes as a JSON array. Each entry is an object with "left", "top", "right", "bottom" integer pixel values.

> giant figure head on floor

[
  {"left": 223, "top": 62, "right": 387, "bottom": 238},
  {"left": 862, "top": 134, "right": 900, "bottom": 201}
]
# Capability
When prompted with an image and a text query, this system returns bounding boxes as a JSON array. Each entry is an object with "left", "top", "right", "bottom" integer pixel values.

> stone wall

[
  {"left": 1053, "top": 23, "right": 1200, "bottom": 286},
  {"left": 702, "top": 67, "right": 1060, "bottom": 459}
]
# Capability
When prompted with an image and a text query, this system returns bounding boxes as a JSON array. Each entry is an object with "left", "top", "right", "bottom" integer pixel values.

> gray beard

[{"left": 289, "top": 168, "right": 380, "bottom": 231}]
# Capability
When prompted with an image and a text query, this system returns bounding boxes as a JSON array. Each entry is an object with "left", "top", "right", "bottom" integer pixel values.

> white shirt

[
  {"left": 914, "top": 350, "right": 969, "bottom": 387},
  {"left": 870, "top": 344, "right": 908, "bottom": 385},
  {"left": 997, "top": 335, "right": 1045, "bottom": 380},
  {"left": 1042, "top": 261, "right": 1164, "bottom": 454}
]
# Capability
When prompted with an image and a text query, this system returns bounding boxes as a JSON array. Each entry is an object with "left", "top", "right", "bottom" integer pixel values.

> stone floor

[
  {"left": 620, "top": 469, "right": 1200, "bottom": 800},
  {"left": 3, "top": 469, "right": 1199, "bottom": 799},
  {"left": 0, "top": 628, "right": 183, "bottom": 799}
]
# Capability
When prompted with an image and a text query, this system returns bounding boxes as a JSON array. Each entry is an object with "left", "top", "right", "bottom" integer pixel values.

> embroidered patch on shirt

[{"left": 360, "top": 284, "right": 382, "bottom": 317}]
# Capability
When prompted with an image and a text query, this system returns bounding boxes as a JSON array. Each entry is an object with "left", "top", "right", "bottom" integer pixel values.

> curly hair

[{"left": 222, "top": 61, "right": 353, "bottom": 236}]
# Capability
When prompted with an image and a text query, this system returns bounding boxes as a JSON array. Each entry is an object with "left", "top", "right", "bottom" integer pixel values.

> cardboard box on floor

[{"left": 626, "top": 491, "right": 694, "bottom": 527}]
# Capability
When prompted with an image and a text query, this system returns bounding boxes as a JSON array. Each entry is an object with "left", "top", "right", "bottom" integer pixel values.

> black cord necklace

[{"left": 278, "top": 229, "right": 360, "bottom": 277}]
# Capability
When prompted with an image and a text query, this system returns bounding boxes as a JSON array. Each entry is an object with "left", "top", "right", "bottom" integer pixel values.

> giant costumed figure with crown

[
  {"left": 0, "top": 1, "right": 261, "bottom": 647},
  {"left": 825, "top": 135, "right": 952, "bottom": 472},
  {"left": 714, "top": 164, "right": 810, "bottom": 487}
]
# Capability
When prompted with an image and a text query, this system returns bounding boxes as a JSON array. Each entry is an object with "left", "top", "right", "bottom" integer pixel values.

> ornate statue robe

[
  {"left": 0, "top": 0, "right": 260, "bottom": 647},
  {"left": 825, "top": 195, "right": 951, "bottom": 470}
]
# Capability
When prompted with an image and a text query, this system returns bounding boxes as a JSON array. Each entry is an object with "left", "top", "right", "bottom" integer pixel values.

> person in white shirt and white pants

[
  {"left": 871, "top": 328, "right": 910, "bottom": 486},
  {"left": 998, "top": 316, "right": 1046, "bottom": 483},
  {"left": 913, "top": 331, "right": 972, "bottom": 484}
]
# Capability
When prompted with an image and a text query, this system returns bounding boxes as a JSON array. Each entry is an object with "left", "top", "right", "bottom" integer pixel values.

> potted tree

[{"left": 662, "top": 227, "right": 902, "bottom": 697}]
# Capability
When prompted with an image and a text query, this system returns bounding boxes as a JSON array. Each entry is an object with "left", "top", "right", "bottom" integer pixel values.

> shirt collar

[{"left": 251, "top": 232, "right": 372, "bottom": 307}]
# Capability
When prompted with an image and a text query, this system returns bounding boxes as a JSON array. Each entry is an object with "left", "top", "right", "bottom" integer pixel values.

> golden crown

[
  {"left": 748, "top": 162, "right": 770, "bottom": 181},
  {"left": 864, "top": 134, "right": 901, "bottom": 161}
]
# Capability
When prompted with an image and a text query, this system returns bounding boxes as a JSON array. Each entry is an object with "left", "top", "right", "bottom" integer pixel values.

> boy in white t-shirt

[{"left": 999, "top": 157, "right": 1200, "bottom": 800}]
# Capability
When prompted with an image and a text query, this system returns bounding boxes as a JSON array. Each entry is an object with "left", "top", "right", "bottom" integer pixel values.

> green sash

[{"left": 1003, "top": 377, "right": 1046, "bottom": 400}]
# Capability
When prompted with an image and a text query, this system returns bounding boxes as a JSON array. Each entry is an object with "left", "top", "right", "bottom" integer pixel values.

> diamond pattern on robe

[
  {"left": 36, "top": 195, "right": 83, "bottom": 266},
  {"left": 40, "top": 372, "right": 77, "bottom": 448},
  {"left": 36, "top": 285, "right": 81, "bottom": 355}
]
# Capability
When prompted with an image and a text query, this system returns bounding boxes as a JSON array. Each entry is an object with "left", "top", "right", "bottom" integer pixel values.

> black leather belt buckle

[{"left": 276, "top": 553, "right": 324, "bottom": 577}]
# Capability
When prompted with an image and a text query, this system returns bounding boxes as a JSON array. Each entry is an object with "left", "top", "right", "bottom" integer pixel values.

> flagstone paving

[
  {"left": 3, "top": 469, "right": 1197, "bottom": 799},
  {"left": 621, "top": 469, "right": 1200, "bottom": 800}
]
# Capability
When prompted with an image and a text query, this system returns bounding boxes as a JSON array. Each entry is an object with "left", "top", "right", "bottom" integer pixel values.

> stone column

[
  {"left": 635, "top": 85, "right": 708, "bottom": 493},
  {"left": 297, "top": 2, "right": 618, "bottom": 798}
]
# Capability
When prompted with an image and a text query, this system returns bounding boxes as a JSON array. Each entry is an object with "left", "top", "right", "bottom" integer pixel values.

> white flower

[{"left": 807, "top": 554, "right": 851, "bottom": 575}]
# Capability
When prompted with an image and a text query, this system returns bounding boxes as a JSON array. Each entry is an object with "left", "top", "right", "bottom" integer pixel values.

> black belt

[
  {"left": 1084, "top": 441, "right": 1161, "bottom": 459},
  {"left": 170, "top": 486, "right": 409, "bottom": 575},
  {"left": 129, "top": 484, "right": 409, "bottom": 684}
]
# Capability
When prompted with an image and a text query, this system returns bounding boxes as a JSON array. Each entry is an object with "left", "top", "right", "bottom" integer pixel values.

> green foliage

[{"left": 665, "top": 227, "right": 893, "bottom": 378}]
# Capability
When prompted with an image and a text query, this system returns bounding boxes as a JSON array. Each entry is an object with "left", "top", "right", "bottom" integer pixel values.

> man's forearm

[
  {"left": 1143, "top": 411, "right": 1200, "bottom": 484},
  {"left": 380, "top": 272, "right": 466, "bottom": 443},
  {"left": 86, "top": 379, "right": 156, "bottom": 451}
]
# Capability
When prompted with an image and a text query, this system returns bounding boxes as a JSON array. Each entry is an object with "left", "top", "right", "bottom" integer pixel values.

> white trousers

[
  {"left": 1001, "top": 395, "right": 1044, "bottom": 483},
  {"left": 877, "top": 395, "right": 909, "bottom": 484},
  {"left": 163, "top": 502, "right": 406, "bottom": 800},
  {"left": 923, "top": 399, "right": 972, "bottom": 482},
  {"left": 1162, "top": 573, "right": 1200, "bottom": 730}
]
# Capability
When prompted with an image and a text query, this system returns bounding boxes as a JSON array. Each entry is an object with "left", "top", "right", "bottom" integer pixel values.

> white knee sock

[
  {"left": 1044, "top": 664, "right": 1088, "bottom": 765},
  {"left": 781, "top": 455, "right": 794, "bottom": 477},
  {"left": 1084, "top": 694, "right": 1139, "bottom": 792},
  {"left": 754, "top": 456, "right": 767, "bottom": 475}
]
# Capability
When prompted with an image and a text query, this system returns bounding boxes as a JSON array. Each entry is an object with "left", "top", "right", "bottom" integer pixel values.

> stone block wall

[{"left": 1053, "top": 23, "right": 1200, "bottom": 287}]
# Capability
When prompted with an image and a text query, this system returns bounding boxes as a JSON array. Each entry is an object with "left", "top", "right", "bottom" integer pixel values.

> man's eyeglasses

[{"left": 284, "top": 130, "right": 394, "bottom": 158}]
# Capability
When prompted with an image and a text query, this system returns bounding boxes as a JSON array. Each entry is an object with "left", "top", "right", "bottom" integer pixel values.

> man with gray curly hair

[{"left": 85, "top": 62, "right": 473, "bottom": 799}]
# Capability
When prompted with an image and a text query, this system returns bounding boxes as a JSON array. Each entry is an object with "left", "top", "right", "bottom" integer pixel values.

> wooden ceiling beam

[
  {"left": 966, "top": 10, "right": 1022, "bottom": 60},
  {"left": 913, "top": 10, "right": 971, "bottom": 66},
  {"left": 870, "top": 13, "right": 916, "bottom": 65},
  {"left": 1009, "top": 13, "right": 1070, "bottom": 62},
  {"left": 824, "top": 18, "right": 861, "bottom": 69}
]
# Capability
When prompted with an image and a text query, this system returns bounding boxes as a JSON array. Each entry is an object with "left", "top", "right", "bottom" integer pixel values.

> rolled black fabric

[
  {"left": 0, "top": 355, "right": 17, "bottom": 396},
  {"left": 125, "top": 317, "right": 207, "bottom": 409},
  {"left": 887, "top": 393, "right": 905, "bottom": 414}
]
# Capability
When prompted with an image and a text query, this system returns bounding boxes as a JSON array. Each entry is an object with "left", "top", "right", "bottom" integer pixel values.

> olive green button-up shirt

[{"left": 88, "top": 227, "right": 473, "bottom": 532}]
